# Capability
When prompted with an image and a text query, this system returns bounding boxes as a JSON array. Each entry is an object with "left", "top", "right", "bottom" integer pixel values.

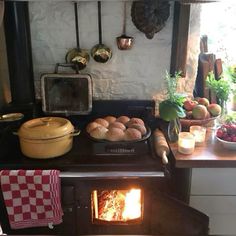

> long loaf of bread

[{"left": 153, "top": 128, "right": 169, "bottom": 164}]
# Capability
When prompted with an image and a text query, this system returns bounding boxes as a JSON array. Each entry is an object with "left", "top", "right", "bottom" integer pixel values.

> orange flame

[
  {"left": 94, "top": 188, "right": 141, "bottom": 222},
  {"left": 122, "top": 189, "right": 141, "bottom": 220}
]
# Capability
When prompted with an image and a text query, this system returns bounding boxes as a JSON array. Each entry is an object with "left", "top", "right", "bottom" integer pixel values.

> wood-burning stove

[
  {"left": 60, "top": 175, "right": 165, "bottom": 235},
  {"left": 0, "top": 100, "right": 209, "bottom": 235},
  {"left": 58, "top": 99, "right": 167, "bottom": 234}
]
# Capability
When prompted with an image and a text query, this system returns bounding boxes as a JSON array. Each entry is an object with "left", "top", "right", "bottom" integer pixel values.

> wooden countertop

[{"left": 168, "top": 128, "right": 236, "bottom": 168}]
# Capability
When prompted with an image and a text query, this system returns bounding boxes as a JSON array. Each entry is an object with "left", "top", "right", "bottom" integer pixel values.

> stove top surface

[{"left": 0, "top": 100, "right": 164, "bottom": 174}]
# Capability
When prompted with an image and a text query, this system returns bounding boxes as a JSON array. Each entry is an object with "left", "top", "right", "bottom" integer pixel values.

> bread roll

[
  {"left": 124, "top": 128, "right": 142, "bottom": 141},
  {"left": 126, "top": 117, "right": 145, "bottom": 127},
  {"left": 94, "top": 118, "right": 109, "bottom": 128},
  {"left": 86, "top": 122, "right": 102, "bottom": 133},
  {"left": 109, "top": 121, "right": 126, "bottom": 131},
  {"left": 129, "top": 123, "right": 147, "bottom": 136},
  {"left": 104, "top": 116, "right": 117, "bottom": 124},
  {"left": 116, "top": 116, "right": 130, "bottom": 124},
  {"left": 106, "top": 127, "right": 125, "bottom": 141},
  {"left": 90, "top": 126, "right": 108, "bottom": 140}
]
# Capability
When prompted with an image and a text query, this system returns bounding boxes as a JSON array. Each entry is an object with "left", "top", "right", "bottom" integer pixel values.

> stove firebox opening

[{"left": 91, "top": 188, "right": 143, "bottom": 224}]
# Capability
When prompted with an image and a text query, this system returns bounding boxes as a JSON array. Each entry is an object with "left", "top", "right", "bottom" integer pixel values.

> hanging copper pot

[{"left": 116, "top": 2, "right": 134, "bottom": 50}]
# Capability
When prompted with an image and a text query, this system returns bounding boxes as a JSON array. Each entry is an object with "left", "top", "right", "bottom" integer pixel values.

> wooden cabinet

[{"left": 189, "top": 168, "right": 236, "bottom": 235}]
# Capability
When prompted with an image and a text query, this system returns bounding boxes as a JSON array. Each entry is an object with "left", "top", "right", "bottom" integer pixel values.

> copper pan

[{"left": 116, "top": 2, "right": 134, "bottom": 50}]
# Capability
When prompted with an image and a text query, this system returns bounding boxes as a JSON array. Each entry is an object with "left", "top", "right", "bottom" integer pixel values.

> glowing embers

[{"left": 92, "top": 188, "right": 143, "bottom": 224}]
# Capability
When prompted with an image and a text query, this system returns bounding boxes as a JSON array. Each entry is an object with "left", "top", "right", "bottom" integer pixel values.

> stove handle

[{"left": 59, "top": 171, "right": 164, "bottom": 178}]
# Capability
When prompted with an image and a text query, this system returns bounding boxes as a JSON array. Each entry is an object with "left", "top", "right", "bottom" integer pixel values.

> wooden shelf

[{"left": 169, "top": 128, "right": 236, "bottom": 168}]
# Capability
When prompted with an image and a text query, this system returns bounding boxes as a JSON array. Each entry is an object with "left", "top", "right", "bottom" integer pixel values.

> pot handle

[
  {"left": 70, "top": 129, "right": 81, "bottom": 137},
  {"left": 40, "top": 117, "right": 53, "bottom": 126}
]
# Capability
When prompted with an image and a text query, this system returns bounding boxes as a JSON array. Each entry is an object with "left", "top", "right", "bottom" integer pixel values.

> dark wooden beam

[
  {"left": 4, "top": 1, "right": 35, "bottom": 105},
  {"left": 170, "top": 2, "right": 190, "bottom": 77}
]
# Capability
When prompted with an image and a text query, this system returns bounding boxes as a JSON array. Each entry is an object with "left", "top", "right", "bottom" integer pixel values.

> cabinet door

[
  {"left": 190, "top": 168, "right": 236, "bottom": 235},
  {"left": 191, "top": 168, "right": 236, "bottom": 195},
  {"left": 190, "top": 196, "right": 236, "bottom": 235}
]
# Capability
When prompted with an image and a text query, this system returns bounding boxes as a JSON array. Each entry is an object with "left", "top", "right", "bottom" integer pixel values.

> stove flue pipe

[{"left": 4, "top": 1, "right": 35, "bottom": 106}]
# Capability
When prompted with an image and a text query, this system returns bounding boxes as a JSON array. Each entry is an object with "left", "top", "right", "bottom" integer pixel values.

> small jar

[
  {"left": 178, "top": 132, "right": 195, "bottom": 155},
  {"left": 190, "top": 125, "right": 206, "bottom": 146}
]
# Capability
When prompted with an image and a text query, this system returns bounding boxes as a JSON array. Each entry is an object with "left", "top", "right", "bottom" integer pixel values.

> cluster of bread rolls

[{"left": 86, "top": 115, "right": 147, "bottom": 141}]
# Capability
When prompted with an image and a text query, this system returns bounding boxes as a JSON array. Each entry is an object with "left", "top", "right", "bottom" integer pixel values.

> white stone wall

[
  {"left": 0, "top": 2, "right": 201, "bottom": 109},
  {"left": 29, "top": 1, "right": 174, "bottom": 100}
]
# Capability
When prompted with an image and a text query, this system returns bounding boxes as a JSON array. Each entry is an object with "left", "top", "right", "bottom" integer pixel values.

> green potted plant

[
  {"left": 224, "top": 64, "right": 236, "bottom": 111},
  {"left": 159, "top": 71, "right": 186, "bottom": 142},
  {"left": 206, "top": 71, "right": 231, "bottom": 115}
]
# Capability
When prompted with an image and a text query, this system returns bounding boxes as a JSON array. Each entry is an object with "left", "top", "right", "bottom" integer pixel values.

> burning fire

[
  {"left": 93, "top": 188, "right": 141, "bottom": 222},
  {"left": 122, "top": 189, "right": 141, "bottom": 220}
]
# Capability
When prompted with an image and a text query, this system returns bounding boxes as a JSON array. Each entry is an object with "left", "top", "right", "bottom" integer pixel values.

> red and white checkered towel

[{"left": 0, "top": 169, "right": 63, "bottom": 229}]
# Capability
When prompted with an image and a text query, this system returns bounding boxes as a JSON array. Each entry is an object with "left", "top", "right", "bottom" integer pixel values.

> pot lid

[{"left": 18, "top": 117, "right": 74, "bottom": 139}]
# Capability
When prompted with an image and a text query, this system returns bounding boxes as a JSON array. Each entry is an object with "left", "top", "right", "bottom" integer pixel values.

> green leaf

[
  {"left": 174, "top": 104, "right": 186, "bottom": 118},
  {"left": 159, "top": 100, "right": 180, "bottom": 121},
  {"left": 206, "top": 71, "right": 231, "bottom": 102},
  {"left": 160, "top": 71, "right": 187, "bottom": 121}
]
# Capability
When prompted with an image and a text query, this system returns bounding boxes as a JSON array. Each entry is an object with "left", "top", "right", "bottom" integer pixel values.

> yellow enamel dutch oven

[{"left": 17, "top": 117, "right": 80, "bottom": 159}]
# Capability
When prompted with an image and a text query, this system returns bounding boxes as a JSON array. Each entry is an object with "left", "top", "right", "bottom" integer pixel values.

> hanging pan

[
  {"left": 66, "top": 2, "right": 90, "bottom": 70},
  {"left": 91, "top": 1, "right": 112, "bottom": 63},
  {"left": 116, "top": 1, "right": 134, "bottom": 50}
]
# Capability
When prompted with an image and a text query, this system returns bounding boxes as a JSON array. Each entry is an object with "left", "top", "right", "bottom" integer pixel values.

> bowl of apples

[
  {"left": 180, "top": 97, "right": 221, "bottom": 130},
  {"left": 215, "top": 114, "right": 236, "bottom": 150}
]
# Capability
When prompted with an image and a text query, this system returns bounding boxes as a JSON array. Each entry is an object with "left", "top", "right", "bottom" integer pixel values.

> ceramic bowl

[{"left": 216, "top": 136, "right": 236, "bottom": 150}]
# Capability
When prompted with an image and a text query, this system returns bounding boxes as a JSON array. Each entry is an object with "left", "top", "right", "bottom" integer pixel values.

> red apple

[
  {"left": 192, "top": 104, "right": 208, "bottom": 119},
  {"left": 207, "top": 103, "right": 221, "bottom": 117},
  {"left": 183, "top": 100, "right": 198, "bottom": 111},
  {"left": 198, "top": 97, "right": 210, "bottom": 107}
]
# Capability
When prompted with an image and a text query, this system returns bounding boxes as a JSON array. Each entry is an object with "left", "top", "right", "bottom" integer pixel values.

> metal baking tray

[{"left": 41, "top": 63, "right": 93, "bottom": 115}]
